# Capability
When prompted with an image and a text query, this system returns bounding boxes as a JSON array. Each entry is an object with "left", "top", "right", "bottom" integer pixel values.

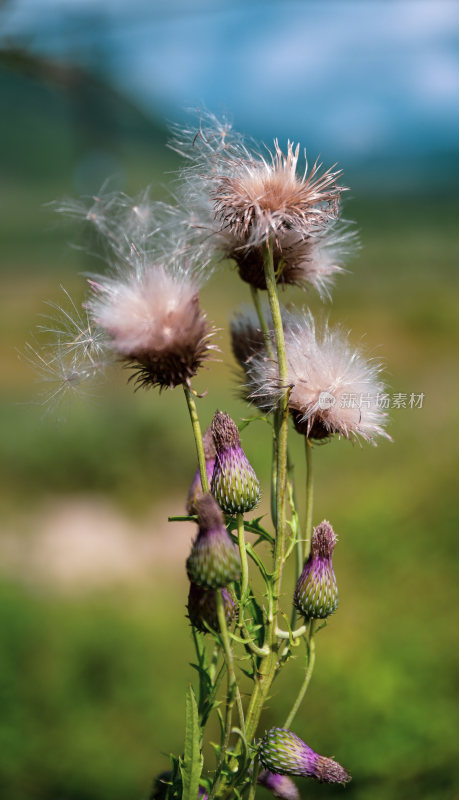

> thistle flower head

[
  {"left": 186, "top": 427, "right": 217, "bottom": 514},
  {"left": 187, "top": 583, "right": 236, "bottom": 633},
  {"left": 186, "top": 493, "right": 241, "bottom": 589},
  {"left": 210, "top": 411, "right": 260, "bottom": 514},
  {"left": 88, "top": 262, "right": 217, "bottom": 390},
  {"left": 212, "top": 141, "right": 344, "bottom": 248},
  {"left": 247, "top": 310, "right": 391, "bottom": 444},
  {"left": 294, "top": 521, "right": 338, "bottom": 620},
  {"left": 257, "top": 770, "right": 300, "bottom": 800},
  {"left": 172, "top": 112, "right": 350, "bottom": 294},
  {"left": 259, "top": 728, "right": 351, "bottom": 784}
]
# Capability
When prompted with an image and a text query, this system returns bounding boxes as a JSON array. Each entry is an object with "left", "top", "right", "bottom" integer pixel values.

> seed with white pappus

[
  {"left": 259, "top": 728, "right": 351, "bottom": 784},
  {"left": 294, "top": 521, "right": 338, "bottom": 620},
  {"left": 186, "top": 494, "right": 241, "bottom": 589},
  {"left": 211, "top": 411, "right": 260, "bottom": 514}
]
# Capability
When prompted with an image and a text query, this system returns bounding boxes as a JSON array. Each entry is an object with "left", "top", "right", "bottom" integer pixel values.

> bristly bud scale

[
  {"left": 186, "top": 427, "right": 217, "bottom": 514},
  {"left": 187, "top": 584, "right": 236, "bottom": 633},
  {"left": 186, "top": 494, "right": 241, "bottom": 589},
  {"left": 257, "top": 770, "right": 300, "bottom": 800},
  {"left": 210, "top": 410, "right": 260, "bottom": 514},
  {"left": 259, "top": 728, "right": 351, "bottom": 784},
  {"left": 294, "top": 521, "right": 338, "bottom": 620}
]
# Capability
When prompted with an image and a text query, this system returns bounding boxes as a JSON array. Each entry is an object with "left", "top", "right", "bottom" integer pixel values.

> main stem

[
  {"left": 244, "top": 243, "right": 290, "bottom": 743},
  {"left": 263, "top": 242, "right": 289, "bottom": 636},
  {"left": 183, "top": 383, "right": 209, "bottom": 493}
]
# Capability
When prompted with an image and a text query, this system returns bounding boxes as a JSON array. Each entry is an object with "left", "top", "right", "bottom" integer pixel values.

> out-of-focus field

[{"left": 1, "top": 62, "right": 459, "bottom": 800}]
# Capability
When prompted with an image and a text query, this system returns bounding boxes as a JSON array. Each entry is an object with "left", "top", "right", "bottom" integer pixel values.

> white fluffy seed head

[
  {"left": 87, "top": 264, "right": 216, "bottom": 389},
  {"left": 171, "top": 112, "right": 350, "bottom": 294},
  {"left": 212, "top": 141, "right": 344, "bottom": 248},
  {"left": 246, "top": 310, "right": 391, "bottom": 444}
]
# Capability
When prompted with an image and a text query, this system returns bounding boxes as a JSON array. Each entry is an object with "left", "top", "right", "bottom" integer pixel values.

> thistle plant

[{"left": 29, "top": 109, "right": 391, "bottom": 799}]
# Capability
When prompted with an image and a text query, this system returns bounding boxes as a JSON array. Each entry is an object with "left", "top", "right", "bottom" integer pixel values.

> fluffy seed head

[
  {"left": 186, "top": 427, "right": 217, "bottom": 514},
  {"left": 171, "top": 112, "right": 351, "bottom": 296},
  {"left": 259, "top": 728, "right": 351, "bottom": 784},
  {"left": 246, "top": 310, "right": 391, "bottom": 444},
  {"left": 187, "top": 584, "right": 236, "bottom": 633},
  {"left": 294, "top": 521, "right": 338, "bottom": 620},
  {"left": 257, "top": 770, "right": 300, "bottom": 800},
  {"left": 212, "top": 141, "right": 344, "bottom": 248},
  {"left": 186, "top": 494, "right": 241, "bottom": 588},
  {"left": 210, "top": 411, "right": 260, "bottom": 514},
  {"left": 88, "top": 265, "right": 216, "bottom": 390}
]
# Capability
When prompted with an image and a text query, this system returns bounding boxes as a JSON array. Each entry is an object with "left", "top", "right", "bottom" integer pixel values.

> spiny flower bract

[
  {"left": 259, "top": 728, "right": 351, "bottom": 784},
  {"left": 294, "top": 520, "right": 338, "bottom": 620},
  {"left": 186, "top": 494, "right": 241, "bottom": 589},
  {"left": 211, "top": 410, "right": 260, "bottom": 514}
]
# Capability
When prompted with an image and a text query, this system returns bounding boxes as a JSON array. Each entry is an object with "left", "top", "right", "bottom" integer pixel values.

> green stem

[
  {"left": 250, "top": 285, "right": 275, "bottom": 360},
  {"left": 263, "top": 242, "right": 289, "bottom": 636},
  {"left": 304, "top": 438, "right": 314, "bottom": 558},
  {"left": 216, "top": 590, "right": 245, "bottom": 737},
  {"left": 283, "top": 620, "right": 316, "bottom": 729},
  {"left": 247, "top": 759, "right": 260, "bottom": 800},
  {"left": 183, "top": 383, "right": 209, "bottom": 493},
  {"left": 237, "top": 512, "right": 249, "bottom": 600},
  {"left": 243, "top": 243, "right": 290, "bottom": 745}
]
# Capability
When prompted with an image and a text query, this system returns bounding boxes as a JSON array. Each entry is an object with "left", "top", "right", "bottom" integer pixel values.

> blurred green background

[{"left": 1, "top": 2, "right": 459, "bottom": 799}]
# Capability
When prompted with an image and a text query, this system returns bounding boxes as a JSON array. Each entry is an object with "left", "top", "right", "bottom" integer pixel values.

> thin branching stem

[
  {"left": 283, "top": 620, "right": 316, "bottom": 729},
  {"left": 183, "top": 383, "right": 209, "bottom": 493},
  {"left": 304, "top": 438, "right": 314, "bottom": 558},
  {"left": 237, "top": 512, "right": 249, "bottom": 600}
]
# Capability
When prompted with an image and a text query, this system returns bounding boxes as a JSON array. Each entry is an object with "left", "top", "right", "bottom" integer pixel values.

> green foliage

[{"left": 180, "top": 686, "right": 203, "bottom": 800}]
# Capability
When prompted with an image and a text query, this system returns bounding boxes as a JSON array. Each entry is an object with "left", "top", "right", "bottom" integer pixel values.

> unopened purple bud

[
  {"left": 294, "top": 520, "right": 338, "bottom": 620},
  {"left": 186, "top": 494, "right": 241, "bottom": 589},
  {"left": 259, "top": 728, "right": 350, "bottom": 784},
  {"left": 211, "top": 410, "right": 260, "bottom": 514},
  {"left": 187, "top": 584, "right": 236, "bottom": 633},
  {"left": 186, "top": 427, "right": 217, "bottom": 514},
  {"left": 258, "top": 769, "right": 300, "bottom": 800}
]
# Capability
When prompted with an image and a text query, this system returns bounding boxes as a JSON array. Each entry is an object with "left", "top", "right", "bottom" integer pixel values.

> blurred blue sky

[{"left": 2, "top": 0, "right": 459, "bottom": 164}]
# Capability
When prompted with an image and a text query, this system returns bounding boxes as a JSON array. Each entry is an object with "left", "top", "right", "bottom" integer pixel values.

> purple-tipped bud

[
  {"left": 210, "top": 410, "right": 260, "bottom": 514},
  {"left": 186, "top": 494, "right": 241, "bottom": 589},
  {"left": 186, "top": 427, "right": 217, "bottom": 514},
  {"left": 259, "top": 728, "right": 351, "bottom": 784},
  {"left": 187, "top": 584, "right": 236, "bottom": 633},
  {"left": 257, "top": 769, "right": 300, "bottom": 800},
  {"left": 293, "top": 521, "right": 338, "bottom": 620}
]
